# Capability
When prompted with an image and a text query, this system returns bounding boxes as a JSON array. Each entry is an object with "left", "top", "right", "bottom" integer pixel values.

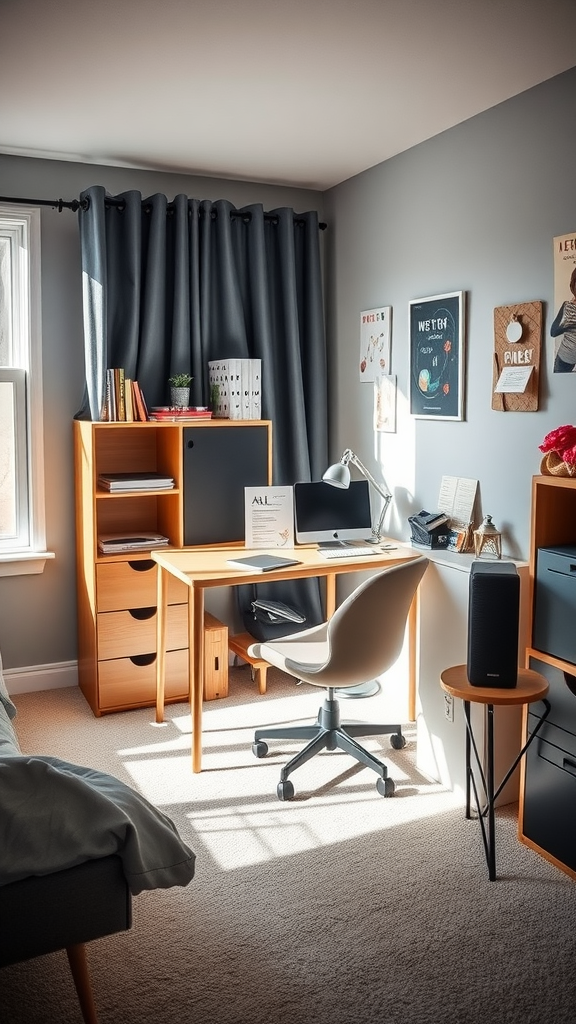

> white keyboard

[{"left": 318, "top": 545, "right": 376, "bottom": 559}]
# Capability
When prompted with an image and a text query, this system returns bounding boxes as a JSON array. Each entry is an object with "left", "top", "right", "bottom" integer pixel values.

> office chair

[{"left": 248, "top": 556, "right": 429, "bottom": 800}]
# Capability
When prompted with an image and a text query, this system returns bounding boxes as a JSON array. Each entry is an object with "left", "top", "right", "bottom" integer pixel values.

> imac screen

[{"left": 294, "top": 480, "right": 372, "bottom": 544}]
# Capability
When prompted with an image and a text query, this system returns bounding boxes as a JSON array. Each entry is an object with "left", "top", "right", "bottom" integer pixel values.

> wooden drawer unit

[
  {"left": 96, "top": 559, "right": 188, "bottom": 612},
  {"left": 203, "top": 613, "right": 229, "bottom": 700},
  {"left": 97, "top": 603, "right": 188, "bottom": 661},
  {"left": 74, "top": 419, "right": 272, "bottom": 716},
  {"left": 98, "top": 649, "right": 189, "bottom": 711}
]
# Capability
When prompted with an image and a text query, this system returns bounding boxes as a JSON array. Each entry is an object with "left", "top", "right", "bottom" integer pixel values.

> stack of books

[
  {"left": 148, "top": 407, "right": 212, "bottom": 421},
  {"left": 101, "top": 369, "right": 149, "bottom": 422},
  {"left": 97, "top": 472, "right": 175, "bottom": 492},
  {"left": 98, "top": 532, "right": 170, "bottom": 554}
]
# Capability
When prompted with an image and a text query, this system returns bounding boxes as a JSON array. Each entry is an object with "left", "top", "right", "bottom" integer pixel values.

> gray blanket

[{"left": 0, "top": 655, "right": 195, "bottom": 895}]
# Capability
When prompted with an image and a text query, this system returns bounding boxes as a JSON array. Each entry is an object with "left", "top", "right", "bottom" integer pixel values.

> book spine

[
  {"left": 228, "top": 359, "right": 243, "bottom": 420},
  {"left": 250, "top": 359, "right": 261, "bottom": 419},
  {"left": 107, "top": 368, "right": 117, "bottom": 421},
  {"left": 240, "top": 359, "right": 251, "bottom": 420},
  {"left": 138, "top": 382, "right": 149, "bottom": 420},
  {"left": 115, "top": 367, "right": 126, "bottom": 421},
  {"left": 101, "top": 373, "right": 110, "bottom": 421},
  {"left": 124, "top": 378, "right": 134, "bottom": 421},
  {"left": 132, "top": 381, "right": 145, "bottom": 422}
]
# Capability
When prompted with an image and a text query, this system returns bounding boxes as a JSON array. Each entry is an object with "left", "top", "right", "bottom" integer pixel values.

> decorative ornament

[
  {"left": 473, "top": 515, "right": 502, "bottom": 559},
  {"left": 506, "top": 314, "right": 523, "bottom": 343}
]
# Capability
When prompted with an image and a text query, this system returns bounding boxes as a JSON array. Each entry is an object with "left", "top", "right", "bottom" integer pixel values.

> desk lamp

[{"left": 322, "top": 448, "right": 392, "bottom": 544}]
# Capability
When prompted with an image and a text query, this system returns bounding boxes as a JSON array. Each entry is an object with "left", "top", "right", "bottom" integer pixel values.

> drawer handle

[
  {"left": 129, "top": 607, "right": 156, "bottom": 621},
  {"left": 128, "top": 559, "right": 155, "bottom": 572},
  {"left": 562, "top": 757, "right": 576, "bottom": 778},
  {"left": 130, "top": 653, "right": 157, "bottom": 667}
]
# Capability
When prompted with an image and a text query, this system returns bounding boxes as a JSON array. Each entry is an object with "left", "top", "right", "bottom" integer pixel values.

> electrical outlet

[{"left": 443, "top": 693, "right": 454, "bottom": 722}]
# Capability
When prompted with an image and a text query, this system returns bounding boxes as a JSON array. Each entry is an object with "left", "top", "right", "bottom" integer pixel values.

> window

[{"left": 0, "top": 204, "right": 52, "bottom": 575}]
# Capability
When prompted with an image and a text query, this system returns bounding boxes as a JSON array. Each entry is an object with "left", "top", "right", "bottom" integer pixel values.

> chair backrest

[{"left": 317, "top": 557, "right": 429, "bottom": 687}]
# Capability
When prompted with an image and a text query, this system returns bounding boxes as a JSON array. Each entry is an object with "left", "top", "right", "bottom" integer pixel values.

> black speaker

[{"left": 467, "top": 561, "right": 519, "bottom": 687}]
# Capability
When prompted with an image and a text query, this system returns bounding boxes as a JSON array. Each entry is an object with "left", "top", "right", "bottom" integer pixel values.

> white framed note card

[{"left": 244, "top": 486, "right": 294, "bottom": 548}]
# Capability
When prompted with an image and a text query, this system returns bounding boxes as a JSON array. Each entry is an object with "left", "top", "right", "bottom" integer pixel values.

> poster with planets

[
  {"left": 409, "top": 292, "right": 465, "bottom": 420},
  {"left": 359, "top": 306, "right": 391, "bottom": 382}
]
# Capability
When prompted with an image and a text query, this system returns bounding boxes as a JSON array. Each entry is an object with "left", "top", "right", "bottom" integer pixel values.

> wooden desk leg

[
  {"left": 192, "top": 586, "right": 205, "bottom": 773},
  {"left": 155, "top": 564, "right": 168, "bottom": 724},
  {"left": 408, "top": 592, "right": 418, "bottom": 723},
  {"left": 325, "top": 572, "right": 336, "bottom": 618}
]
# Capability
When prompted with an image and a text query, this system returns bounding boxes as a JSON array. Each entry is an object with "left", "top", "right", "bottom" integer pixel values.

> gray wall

[
  {"left": 0, "top": 156, "right": 323, "bottom": 669},
  {"left": 323, "top": 66, "right": 576, "bottom": 563}
]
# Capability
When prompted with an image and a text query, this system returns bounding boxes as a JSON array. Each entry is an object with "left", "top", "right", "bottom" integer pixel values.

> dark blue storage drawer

[
  {"left": 523, "top": 712, "right": 576, "bottom": 871},
  {"left": 534, "top": 544, "right": 576, "bottom": 664}
]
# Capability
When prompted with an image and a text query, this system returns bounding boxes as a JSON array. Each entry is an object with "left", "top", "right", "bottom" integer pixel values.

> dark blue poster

[{"left": 409, "top": 292, "right": 464, "bottom": 419}]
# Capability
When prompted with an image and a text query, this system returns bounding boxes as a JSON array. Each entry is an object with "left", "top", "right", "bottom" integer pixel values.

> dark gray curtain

[{"left": 77, "top": 185, "right": 328, "bottom": 622}]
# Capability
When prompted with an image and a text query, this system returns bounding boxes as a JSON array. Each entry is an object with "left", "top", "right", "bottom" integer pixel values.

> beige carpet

[{"left": 2, "top": 667, "right": 576, "bottom": 1024}]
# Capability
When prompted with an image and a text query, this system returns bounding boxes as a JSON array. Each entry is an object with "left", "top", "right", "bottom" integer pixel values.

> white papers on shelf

[
  {"left": 244, "top": 486, "right": 294, "bottom": 548},
  {"left": 98, "top": 532, "right": 170, "bottom": 553},
  {"left": 97, "top": 472, "right": 174, "bottom": 491}
]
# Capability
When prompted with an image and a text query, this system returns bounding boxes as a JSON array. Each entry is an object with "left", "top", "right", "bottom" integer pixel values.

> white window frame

[{"left": 0, "top": 204, "right": 53, "bottom": 576}]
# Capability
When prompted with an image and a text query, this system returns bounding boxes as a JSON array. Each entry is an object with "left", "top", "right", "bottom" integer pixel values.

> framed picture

[
  {"left": 359, "top": 306, "right": 391, "bottom": 382},
  {"left": 374, "top": 374, "right": 397, "bottom": 432},
  {"left": 409, "top": 291, "right": 465, "bottom": 420}
]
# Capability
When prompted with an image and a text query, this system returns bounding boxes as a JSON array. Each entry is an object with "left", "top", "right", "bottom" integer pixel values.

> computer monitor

[{"left": 293, "top": 480, "right": 373, "bottom": 544}]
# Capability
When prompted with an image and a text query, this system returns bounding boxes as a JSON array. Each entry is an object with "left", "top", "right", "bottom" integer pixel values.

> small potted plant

[{"left": 168, "top": 372, "right": 193, "bottom": 408}]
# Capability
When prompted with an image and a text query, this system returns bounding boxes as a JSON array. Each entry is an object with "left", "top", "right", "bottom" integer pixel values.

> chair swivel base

[{"left": 252, "top": 696, "right": 405, "bottom": 801}]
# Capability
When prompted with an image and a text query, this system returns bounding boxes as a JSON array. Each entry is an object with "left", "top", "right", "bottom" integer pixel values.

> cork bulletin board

[{"left": 492, "top": 301, "right": 543, "bottom": 411}]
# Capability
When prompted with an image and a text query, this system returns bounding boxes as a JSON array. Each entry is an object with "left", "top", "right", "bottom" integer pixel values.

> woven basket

[{"left": 540, "top": 451, "right": 576, "bottom": 477}]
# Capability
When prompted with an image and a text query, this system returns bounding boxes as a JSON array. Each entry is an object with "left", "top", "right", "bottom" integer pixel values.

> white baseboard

[{"left": 3, "top": 661, "right": 78, "bottom": 695}]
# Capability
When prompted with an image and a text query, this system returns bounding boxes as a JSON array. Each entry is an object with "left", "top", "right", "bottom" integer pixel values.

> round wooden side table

[{"left": 440, "top": 665, "right": 550, "bottom": 881}]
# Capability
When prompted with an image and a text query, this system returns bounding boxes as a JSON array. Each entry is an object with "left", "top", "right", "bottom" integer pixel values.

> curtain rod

[{"left": 0, "top": 194, "right": 327, "bottom": 229}]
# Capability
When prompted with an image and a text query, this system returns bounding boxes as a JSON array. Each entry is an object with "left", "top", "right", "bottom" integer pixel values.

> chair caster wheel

[
  {"left": 277, "top": 780, "right": 295, "bottom": 801},
  {"left": 252, "top": 741, "right": 268, "bottom": 758},
  {"left": 376, "top": 776, "right": 395, "bottom": 797},
  {"left": 390, "top": 733, "right": 406, "bottom": 750}
]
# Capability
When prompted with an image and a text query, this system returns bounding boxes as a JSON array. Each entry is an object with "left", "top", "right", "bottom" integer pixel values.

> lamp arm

[{"left": 344, "top": 450, "right": 392, "bottom": 542}]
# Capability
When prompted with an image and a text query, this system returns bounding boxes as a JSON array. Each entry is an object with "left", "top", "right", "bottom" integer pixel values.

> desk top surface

[
  {"left": 440, "top": 665, "right": 549, "bottom": 705},
  {"left": 152, "top": 542, "right": 421, "bottom": 588}
]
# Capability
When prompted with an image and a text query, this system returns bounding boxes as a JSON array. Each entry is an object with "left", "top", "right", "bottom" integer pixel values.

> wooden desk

[
  {"left": 440, "top": 665, "right": 550, "bottom": 880},
  {"left": 153, "top": 543, "right": 421, "bottom": 772}
]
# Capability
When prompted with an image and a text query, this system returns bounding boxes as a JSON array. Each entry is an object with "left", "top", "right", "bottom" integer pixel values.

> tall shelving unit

[
  {"left": 74, "top": 419, "right": 272, "bottom": 716},
  {"left": 519, "top": 473, "right": 576, "bottom": 879}
]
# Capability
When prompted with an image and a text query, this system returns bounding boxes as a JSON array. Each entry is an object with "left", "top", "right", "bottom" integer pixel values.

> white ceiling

[{"left": 1, "top": 0, "right": 574, "bottom": 191}]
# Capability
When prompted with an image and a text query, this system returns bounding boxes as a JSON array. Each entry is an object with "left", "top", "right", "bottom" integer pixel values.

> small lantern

[{"left": 473, "top": 515, "right": 502, "bottom": 559}]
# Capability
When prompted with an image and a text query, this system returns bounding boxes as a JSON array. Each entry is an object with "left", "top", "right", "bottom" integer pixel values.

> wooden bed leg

[{"left": 66, "top": 943, "right": 98, "bottom": 1024}]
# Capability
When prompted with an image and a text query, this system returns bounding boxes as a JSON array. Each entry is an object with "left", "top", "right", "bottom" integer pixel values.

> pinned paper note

[{"left": 494, "top": 365, "right": 534, "bottom": 394}]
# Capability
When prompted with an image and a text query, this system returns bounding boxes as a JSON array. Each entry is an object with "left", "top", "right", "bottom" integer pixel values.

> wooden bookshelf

[{"left": 74, "top": 419, "right": 272, "bottom": 715}]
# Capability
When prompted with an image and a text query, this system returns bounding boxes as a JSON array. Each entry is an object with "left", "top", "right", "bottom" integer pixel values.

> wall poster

[
  {"left": 552, "top": 232, "right": 576, "bottom": 373},
  {"left": 409, "top": 291, "right": 465, "bottom": 420},
  {"left": 359, "top": 306, "right": 391, "bottom": 382}
]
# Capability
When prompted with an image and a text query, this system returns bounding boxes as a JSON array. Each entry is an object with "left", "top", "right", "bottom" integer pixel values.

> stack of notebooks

[
  {"left": 97, "top": 472, "right": 175, "bottom": 492},
  {"left": 148, "top": 407, "right": 212, "bottom": 421}
]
